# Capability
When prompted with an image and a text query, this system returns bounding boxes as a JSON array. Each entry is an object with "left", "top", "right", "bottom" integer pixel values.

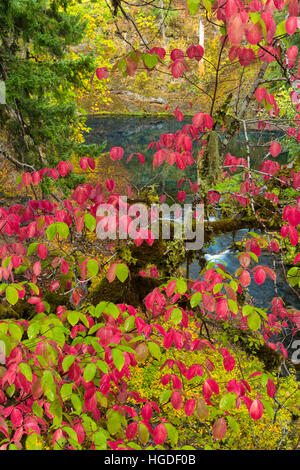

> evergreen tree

[{"left": 0, "top": 0, "right": 98, "bottom": 193}]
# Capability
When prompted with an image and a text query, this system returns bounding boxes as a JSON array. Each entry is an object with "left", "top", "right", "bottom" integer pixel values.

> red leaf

[
  {"left": 223, "top": 353, "right": 236, "bottom": 372},
  {"left": 287, "top": 46, "right": 298, "bottom": 67},
  {"left": 166, "top": 280, "right": 176, "bottom": 297},
  {"left": 33, "top": 261, "right": 41, "bottom": 276},
  {"left": 286, "top": 17, "right": 297, "bottom": 35},
  {"left": 0, "top": 417, "right": 10, "bottom": 439},
  {"left": 254, "top": 267, "right": 266, "bottom": 285},
  {"left": 107, "top": 263, "right": 117, "bottom": 283},
  {"left": 50, "top": 280, "right": 60, "bottom": 292},
  {"left": 289, "top": 226, "right": 299, "bottom": 246},
  {"left": 126, "top": 58, "right": 138, "bottom": 76},
  {"left": 239, "top": 269, "right": 251, "bottom": 287},
  {"left": 289, "top": 0, "right": 299, "bottom": 16},
  {"left": 255, "top": 87, "right": 267, "bottom": 102},
  {"left": 184, "top": 398, "right": 196, "bottom": 416},
  {"left": 266, "top": 379, "right": 276, "bottom": 398},
  {"left": 212, "top": 417, "right": 227, "bottom": 440},
  {"left": 126, "top": 422, "right": 138, "bottom": 440},
  {"left": 110, "top": 147, "right": 124, "bottom": 160},
  {"left": 245, "top": 21, "right": 263, "bottom": 44},
  {"left": 150, "top": 47, "right": 166, "bottom": 59},
  {"left": 11, "top": 409, "right": 23, "bottom": 428},
  {"left": 170, "top": 59, "right": 189, "bottom": 78},
  {"left": 141, "top": 404, "right": 153, "bottom": 421},
  {"left": 95, "top": 67, "right": 109, "bottom": 80},
  {"left": 105, "top": 179, "right": 116, "bottom": 192},
  {"left": 249, "top": 399, "right": 264, "bottom": 420},
  {"left": 228, "top": 15, "right": 244, "bottom": 45},
  {"left": 239, "top": 252, "right": 251, "bottom": 268},
  {"left": 57, "top": 161, "right": 70, "bottom": 177},
  {"left": 37, "top": 243, "right": 47, "bottom": 260},
  {"left": 171, "top": 391, "right": 183, "bottom": 410},
  {"left": 153, "top": 423, "right": 167, "bottom": 445},
  {"left": 186, "top": 45, "right": 204, "bottom": 61},
  {"left": 283, "top": 206, "right": 300, "bottom": 227},
  {"left": 216, "top": 298, "right": 229, "bottom": 320},
  {"left": 225, "top": 0, "right": 238, "bottom": 18},
  {"left": 170, "top": 48, "right": 184, "bottom": 61},
  {"left": 270, "top": 142, "right": 281, "bottom": 157},
  {"left": 202, "top": 293, "right": 215, "bottom": 312},
  {"left": 177, "top": 190, "right": 186, "bottom": 202}
]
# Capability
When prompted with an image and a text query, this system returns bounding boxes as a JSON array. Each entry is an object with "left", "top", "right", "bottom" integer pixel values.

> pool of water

[
  {"left": 84, "top": 115, "right": 287, "bottom": 198},
  {"left": 83, "top": 115, "right": 299, "bottom": 313}
]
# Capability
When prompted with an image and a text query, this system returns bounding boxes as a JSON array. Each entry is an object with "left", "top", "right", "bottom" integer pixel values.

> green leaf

[
  {"left": 62, "top": 426, "right": 79, "bottom": 444},
  {"left": 19, "top": 363, "right": 32, "bottom": 382},
  {"left": 248, "top": 251, "right": 259, "bottom": 263},
  {"left": 117, "top": 58, "right": 127, "bottom": 75},
  {"left": 84, "top": 214, "right": 96, "bottom": 232},
  {"left": 106, "top": 303, "right": 120, "bottom": 319},
  {"left": 202, "top": 0, "right": 212, "bottom": 13},
  {"left": 46, "top": 223, "right": 57, "bottom": 240},
  {"left": 247, "top": 311, "right": 262, "bottom": 331},
  {"left": 261, "top": 399, "right": 274, "bottom": 419},
  {"left": 67, "top": 311, "right": 80, "bottom": 326},
  {"left": 94, "top": 430, "right": 107, "bottom": 450},
  {"left": 26, "top": 433, "right": 44, "bottom": 450},
  {"left": 219, "top": 393, "right": 236, "bottom": 410},
  {"left": 32, "top": 401, "right": 43, "bottom": 418},
  {"left": 148, "top": 341, "right": 161, "bottom": 360},
  {"left": 56, "top": 222, "right": 69, "bottom": 239},
  {"left": 62, "top": 354, "right": 76, "bottom": 372},
  {"left": 229, "top": 280, "right": 238, "bottom": 292},
  {"left": 124, "top": 315, "right": 135, "bottom": 332},
  {"left": 49, "top": 399, "right": 62, "bottom": 426},
  {"left": 276, "top": 19, "right": 287, "bottom": 37},
  {"left": 28, "top": 282, "right": 39, "bottom": 294},
  {"left": 142, "top": 53, "right": 158, "bottom": 69},
  {"left": 8, "top": 323, "right": 23, "bottom": 341},
  {"left": 170, "top": 307, "right": 182, "bottom": 325},
  {"left": 190, "top": 292, "right": 202, "bottom": 308},
  {"left": 116, "top": 263, "right": 129, "bottom": 283},
  {"left": 165, "top": 423, "right": 178, "bottom": 446},
  {"left": 83, "top": 363, "right": 97, "bottom": 382},
  {"left": 95, "top": 301, "right": 108, "bottom": 318},
  {"left": 227, "top": 416, "right": 239, "bottom": 434},
  {"left": 6, "top": 286, "right": 19, "bottom": 305},
  {"left": 213, "top": 283, "right": 223, "bottom": 294},
  {"left": 87, "top": 258, "right": 99, "bottom": 277},
  {"left": 71, "top": 393, "right": 82, "bottom": 413},
  {"left": 96, "top": 360, "right": 109, "bottom": 374},
  {"left": 159, "top": 389, "right": 172, "bottom": 404},
  {"left": 228, "top": 299, "right": 238, "bottom": 314},
  {"left": 112, "top": 349, "right": 125, "bottom": 372},
  {"left": 107, "top": 411, "right": 122, "bottom": 435},
  {"left": 249, "top": 12, "right": 261, "bottom": 24},
  {"left": 176, "top": 279, "right": 187, "bottom": 294},
  {"left": 79, "top": 312, "right": 89, "bottom": 328},
  {"left": 3, "top": 256, "right": 11, "bottom": 268},
  {"left": 61, "top": 383, "right": 73, "bottom": 400},
  {"left": 242, "top": 305, "right": 254, "bottom": 317},
  {"left": 188, "top": 0, "right": 201, "bottom": 15},
  {"left": 0, "top": 283, "right": 7, "bottom": 294}
]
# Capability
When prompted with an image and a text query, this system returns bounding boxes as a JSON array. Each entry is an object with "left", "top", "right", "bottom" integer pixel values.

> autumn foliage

[{"left": 0, "top": 0, "right": 299, "bottom": 451}]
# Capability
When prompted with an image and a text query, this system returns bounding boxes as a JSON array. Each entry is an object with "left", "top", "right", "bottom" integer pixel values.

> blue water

[
  {"left": 84, "top": 115, "right": 287, "bottom": 198},
  {"left": 84, "top": 116, "right": 300, "bottom": 313}
]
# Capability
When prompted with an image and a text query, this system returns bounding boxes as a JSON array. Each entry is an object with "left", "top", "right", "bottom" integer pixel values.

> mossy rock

[{"left": 88, "top": 238, "right": 185, "bottom": 307}]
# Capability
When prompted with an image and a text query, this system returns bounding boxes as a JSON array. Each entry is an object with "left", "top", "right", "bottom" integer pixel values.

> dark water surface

[
  {"left": 84, "top": 115, "right": 299, "bottom": 312},
  {"left": 84, "top": 115, "right": 287, "bottom": 197}
]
